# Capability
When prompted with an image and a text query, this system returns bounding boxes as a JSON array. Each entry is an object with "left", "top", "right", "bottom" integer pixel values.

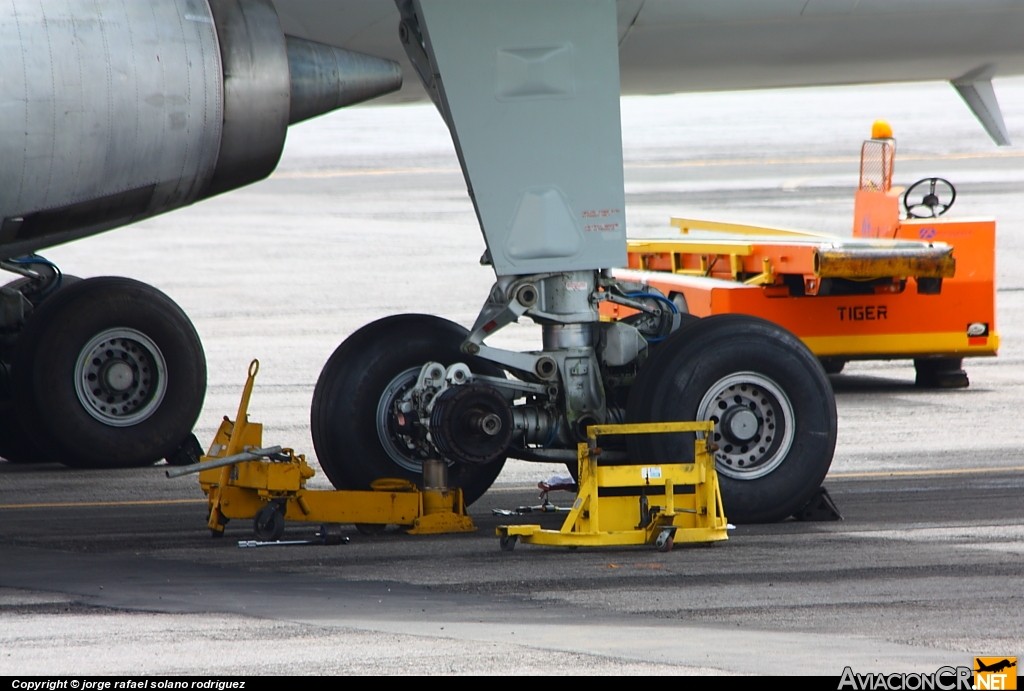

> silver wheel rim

[
  {"left": 696, "top": 372, "right": 795, "bottom": 480},
  {"left": 375, "top": 367, "right": 449, "bottom": 474},
  {"left": 74, "top": 328, "right": 167, "bottom": 427}
]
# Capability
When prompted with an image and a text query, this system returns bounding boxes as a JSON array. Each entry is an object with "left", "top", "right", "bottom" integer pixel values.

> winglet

[{"left": 952, "top": 65, "right": 1011, "bottom": 146}]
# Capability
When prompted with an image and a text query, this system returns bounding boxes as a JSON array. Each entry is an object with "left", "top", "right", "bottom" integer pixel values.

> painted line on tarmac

[
  {"left": 273, "top": 149, "right": 1024, "bottom": 180},
  {"left": 273, "top": 167, "right": 459, "bottom": 179},
  {"left": 0, "top": 498, "right": 206, "bottom": 510},
  {"left": 629, "top": 149, "right": 1024, "bottom": 169},
  {"left": 830, "top": 465, "right": 1024, "bottom": 479}
]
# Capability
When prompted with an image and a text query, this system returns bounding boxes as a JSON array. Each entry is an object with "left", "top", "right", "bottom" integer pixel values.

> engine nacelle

[{"left": 0, "top": 0, "right": 401, "bottom": 260}]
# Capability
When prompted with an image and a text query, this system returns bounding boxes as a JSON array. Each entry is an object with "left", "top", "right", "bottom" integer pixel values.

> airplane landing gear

[
  {"left": 313, "top": 272, "right": 838, "bottom": 524},
  {"left": 2, "top": 275, "right": 206, "bottom": 468}
]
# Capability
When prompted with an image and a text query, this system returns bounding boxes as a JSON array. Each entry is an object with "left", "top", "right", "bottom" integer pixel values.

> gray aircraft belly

[
  {"left": 621, "top": 0, "right": 1024, "bottom": 94},
  {"left": 273, "top": 0, "right": 1024, "bottom": 103}
]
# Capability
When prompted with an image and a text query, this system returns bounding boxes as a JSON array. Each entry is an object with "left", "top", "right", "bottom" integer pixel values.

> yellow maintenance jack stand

[
  {"left": 167, "top": 360, "right": 475, "bottom": 539},
  {"left": 496, "top": 422, "right": 729, "bottom": 552}
]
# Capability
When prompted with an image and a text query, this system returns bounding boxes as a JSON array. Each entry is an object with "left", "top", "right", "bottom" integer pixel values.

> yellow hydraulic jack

[
  {"left": 496, "top": 422, "right": 729, "bottom": 552},
  {"left": 167, "top": 360, "right": 475, "bottom": 539}
]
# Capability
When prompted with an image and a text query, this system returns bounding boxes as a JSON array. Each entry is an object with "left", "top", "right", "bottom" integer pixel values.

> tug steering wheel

[{"left": 904, "top": 177, "right": 956, "bottom": 218}]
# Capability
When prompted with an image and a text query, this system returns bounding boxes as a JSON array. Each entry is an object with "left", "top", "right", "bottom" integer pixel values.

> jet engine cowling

[{"left": 0, "top": 0, "right": 401, "bottom": 260}]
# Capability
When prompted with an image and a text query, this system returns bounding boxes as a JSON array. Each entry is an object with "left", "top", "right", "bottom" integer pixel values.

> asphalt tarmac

[{"left": 2, "top": 80, "right": 1023, "bottom": 675}]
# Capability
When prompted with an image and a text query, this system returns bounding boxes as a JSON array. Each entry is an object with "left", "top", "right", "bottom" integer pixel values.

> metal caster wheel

[
  {"left": 655, "top": 528, "right": 675, "bottom": 553},
  {"left": 500, "top": 534, "right": 518, "bottom": 552},
  {"left": 253, "top": 504, "right": 285, "bottom": 542},
  {"left": 355, "top": 523, "right": 386, "bottom": 536}
]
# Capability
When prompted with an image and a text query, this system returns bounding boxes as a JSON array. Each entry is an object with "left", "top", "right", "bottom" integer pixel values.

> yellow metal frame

[
  {"left": 200, "top": 361, "right": 475, "bottom": 537},
  {"left": 497, "top": 421, "right": 729, "bottom": 550},
  {"left": 671, "top": 216, "right": 829, "bottom": 239}
]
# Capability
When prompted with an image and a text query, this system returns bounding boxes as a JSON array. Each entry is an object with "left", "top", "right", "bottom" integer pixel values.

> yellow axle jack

[
  {"left": 168, "top": 360, "right": 475, "bottom": 539},
  {"left": 496, "top": 422, "right": 729, "bottom": 552}
]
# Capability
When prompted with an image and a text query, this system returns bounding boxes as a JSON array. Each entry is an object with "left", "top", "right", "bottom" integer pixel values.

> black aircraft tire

[
  {"left": 626, "top": 314, "right": 837, "bottom": 524},
  {"left": 311, "top": 313, "right": 506, "bottom": 506},
  {"left": 0, "top": 275, "right": 81, "bottom": 464},
  {"left": 11, "top": 277, "right": 206, "bottom": 469},
  {"left": 0, "top": 403, "right": 45, "bottom": 464}
]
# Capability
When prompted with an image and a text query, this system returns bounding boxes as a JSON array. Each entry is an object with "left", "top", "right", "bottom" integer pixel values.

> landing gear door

[{"left": 409, "top": 0, "right": 627, "bottom": 276}]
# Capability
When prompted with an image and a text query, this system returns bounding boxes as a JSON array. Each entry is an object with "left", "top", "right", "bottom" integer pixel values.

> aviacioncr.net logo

[
  {"left": 974, "top": 657, "right": 1017, "bottom": 690},
  {"left": 838, "top": 666, "right": 973, "bottom": 690}
]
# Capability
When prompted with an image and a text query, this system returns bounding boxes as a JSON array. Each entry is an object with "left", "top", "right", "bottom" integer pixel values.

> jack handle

[
  {"left": 165, "top": 445, "right": 284, "bottom": 479},
  {"left": 224, "top": 359, "right": 259, "bottom": 457},
  {"left": 207, "top": 359, "right": 259, "bottom": 533}
]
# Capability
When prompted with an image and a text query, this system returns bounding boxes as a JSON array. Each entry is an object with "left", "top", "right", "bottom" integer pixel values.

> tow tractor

[{"left": 609, "top": 122, "right": 998, "bottom": 388}]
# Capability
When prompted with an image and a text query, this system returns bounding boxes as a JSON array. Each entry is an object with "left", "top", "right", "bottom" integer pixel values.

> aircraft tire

[
  {"left": 10, "top": 277, "right": 206, "bottom": 469},
  {"left": 626, "top": 314, "right": 837, "bottom": 524},
  {"left": 311, "top": 313, "right": 505, "bottom": 505},
  {"left": 0, "top": 400, "right": 43, "bottom": 464},
  {"left": 0, "top": 275, "right": 81, "bottom": 464}
]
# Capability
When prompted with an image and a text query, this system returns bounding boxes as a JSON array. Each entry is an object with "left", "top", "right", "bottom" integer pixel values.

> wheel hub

[
  {"left": 74, "top": 328, "right": 168, "bottom": 427},
  {"left": 429, "top": 384, "right": 513, "bottom": 465},
  {"left": 697, "top": 372, "right": 795, "bottom": 480},
  {"left": 101, "top": 360, "right": 136, "bottom": 393},
  {"left": 721, "top": 406, "right": 759, "bottom": 443},
  {"left": 376, "top": 367, "right": 436, "bottom": 474}
]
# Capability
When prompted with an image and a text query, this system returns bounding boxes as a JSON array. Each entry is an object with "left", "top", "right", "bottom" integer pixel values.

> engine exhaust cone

[{"left": 286, "top": 36, "right": 403, "bottom": 125}]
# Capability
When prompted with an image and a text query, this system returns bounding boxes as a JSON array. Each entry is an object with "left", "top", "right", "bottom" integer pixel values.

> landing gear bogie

[
  {"left": 314, "top": 280, "right": 835, "bottom": 526},
  {"left": 7, "top": 276, "right": 206, "bottom": 469}
]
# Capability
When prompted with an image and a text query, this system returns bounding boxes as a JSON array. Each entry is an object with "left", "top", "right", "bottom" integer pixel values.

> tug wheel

[
  {"left": 10, "top": 277, "right": 206, "bottom": 469},
  {"left": 626, "top": 314, "right": 837, "bottom": 523},
  {"left": 818, "top": 357, "right": 846, "bottom": 375},
  {"left": 311, "top": 314, "right": 506, "bottom": 505}
]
